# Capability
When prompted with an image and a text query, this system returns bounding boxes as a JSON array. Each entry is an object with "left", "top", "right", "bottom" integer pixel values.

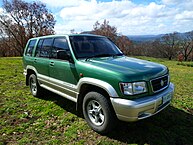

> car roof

[{"left": 29, "top": 34, "right": 105, "bottom": 41}]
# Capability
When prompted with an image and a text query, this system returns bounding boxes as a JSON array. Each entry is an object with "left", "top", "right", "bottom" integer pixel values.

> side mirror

[{"left": 57, "top": 50, "right": 73, "bottom": 62}]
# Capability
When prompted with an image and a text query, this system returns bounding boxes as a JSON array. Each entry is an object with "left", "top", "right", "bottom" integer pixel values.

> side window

[
  {"left": 51, "top": 37, "right": 70, "bottom": 59},
  {"left": 35, "top": 39, "right": 43, "bottom": 57},
  {"left": 41, "top": 38, "right": 53, "bottom": 58},
  {"left": 35, "top": 38, "right": 53, "bottom": 58},
  {"left": 25, "top": 40, "right": 36, "bottom": 56}
]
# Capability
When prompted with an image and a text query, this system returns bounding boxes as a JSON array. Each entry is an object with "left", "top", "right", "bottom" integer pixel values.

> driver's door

[{"left": 49, "top": 37, "right": 78, "bottom": 97}]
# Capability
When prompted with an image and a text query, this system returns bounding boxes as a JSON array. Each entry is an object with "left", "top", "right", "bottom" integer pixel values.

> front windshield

[{"left": 69, "top": 36, "right": 123, "bottom": 59}]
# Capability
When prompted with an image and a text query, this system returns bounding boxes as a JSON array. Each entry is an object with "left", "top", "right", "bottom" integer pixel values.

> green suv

[{"left": 23, "top": 34, "right": 174, "bottom": 133}]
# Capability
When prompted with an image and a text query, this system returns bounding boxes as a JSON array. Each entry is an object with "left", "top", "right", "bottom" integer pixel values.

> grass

[
  {"left": 177, "top": 61, "right": 193, "bottom": 67},
  {"left": 0, "top": 57, "right": 193, "bottom": 145}
]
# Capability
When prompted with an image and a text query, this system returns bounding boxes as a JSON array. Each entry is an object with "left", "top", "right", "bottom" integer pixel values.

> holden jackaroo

[{"left": 23, "top": 34, "right": 174, "bottom": 133}]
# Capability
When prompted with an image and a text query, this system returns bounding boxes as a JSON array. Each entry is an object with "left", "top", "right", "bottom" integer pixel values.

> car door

[
  {"left": 33, "top": 38, "right": 53, "bottom": 83},
  {"left": 49, "top": 37, "right": 79, "bottom": 97}
]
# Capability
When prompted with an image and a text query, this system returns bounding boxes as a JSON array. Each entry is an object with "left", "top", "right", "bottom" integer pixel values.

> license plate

[{"left": 162, "top": 93, "right": 171, "bottom": 104}]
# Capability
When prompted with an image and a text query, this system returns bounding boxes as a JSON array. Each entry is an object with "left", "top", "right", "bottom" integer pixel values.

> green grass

[
  {"left": 177, "top": 61, "right": 193, "bottom": 67},
  {"left": 0, "top": 57, "right": 193, "bottom": 145}
]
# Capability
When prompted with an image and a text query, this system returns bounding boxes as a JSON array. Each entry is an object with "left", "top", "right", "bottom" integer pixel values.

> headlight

[{"left": 120, "top": 82, "right": 147, "bottom": 95}]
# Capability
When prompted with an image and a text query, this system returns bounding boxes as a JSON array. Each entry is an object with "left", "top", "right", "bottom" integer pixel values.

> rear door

[{"left": 33, "top": 38, "right": 53, "bottom": 82}]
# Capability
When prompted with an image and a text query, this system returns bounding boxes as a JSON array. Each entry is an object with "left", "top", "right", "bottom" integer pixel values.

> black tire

[
  {"left": 83, "top": 91, "right": 117, "bottom": 134},
  {"left": 29, "top": 74, "right": 43, "bottom": 97}
]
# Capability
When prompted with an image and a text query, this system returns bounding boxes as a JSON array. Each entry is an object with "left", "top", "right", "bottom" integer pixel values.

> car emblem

[{"left": 160, "top": 80, "right": 164, "bottom": 86}]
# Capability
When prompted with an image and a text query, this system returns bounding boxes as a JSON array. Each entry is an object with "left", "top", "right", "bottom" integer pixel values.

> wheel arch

[
  {"left": 25, "top": 65, "right": 38, "bottom": 86},
  {"left": 76, "top": 77, "right": 118, "bottom": 98},
  {"left": 76, "top": 79, "right": 118, "bottom": 116}
]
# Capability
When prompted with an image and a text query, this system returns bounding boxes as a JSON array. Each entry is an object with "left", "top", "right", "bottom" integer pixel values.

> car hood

[{"left": 82, "top": 56, "right": 168, "bottom": 81}]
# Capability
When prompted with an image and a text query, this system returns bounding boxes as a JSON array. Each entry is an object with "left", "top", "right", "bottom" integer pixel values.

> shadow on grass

[
  {"left": 108, "top": 106, "right": 193, "bottom": 145},
  {"left": 38, "top": 92, "right": 193, "bottom": 145},
  {"left": 38, "top": 91, "right": 79, "bottom": 116}
]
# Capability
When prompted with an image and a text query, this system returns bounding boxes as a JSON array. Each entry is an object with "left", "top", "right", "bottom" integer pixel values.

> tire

[
  {"left": 29, "top": 74, "right": 43, "bottom": 97},
  {"left": 83, "top": 91, "right": 117, "bottom": 134}
]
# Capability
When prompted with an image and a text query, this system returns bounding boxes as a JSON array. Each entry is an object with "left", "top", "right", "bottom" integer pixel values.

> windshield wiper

[
  {"left": 114, "top": 53, "right": 124, "bottom": 57},
  {"left": 85, "top": 53, "right": 123, "bottom": 61},
  {"left": 85, "top": 54, "right": 111, "bottom": 61}
]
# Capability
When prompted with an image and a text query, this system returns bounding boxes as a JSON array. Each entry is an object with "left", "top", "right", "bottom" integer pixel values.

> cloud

[
  {"left": 39, "top": 0, "right": 193, "bottom": 35},
  {"left": 0, "top": 7, "right": 3, "bottom": 14},
  {"left": 161, "top": 0, "right": 182, "bottom": 5},
  {"left": 129, "top": 2, "right": 165, "bottom": 17},
  {"left": 175, "top": 11, "right": 193, "bottom": 20},
  {"left": 56, "top": 0, "right": 168, "bottom": 34},
  {"left": 40, "top": 0, "right": 81, "bottom": 8}
]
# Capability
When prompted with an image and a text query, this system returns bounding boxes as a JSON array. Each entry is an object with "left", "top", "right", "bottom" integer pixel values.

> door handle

[
  {"left": 34, "top": 59, "right": 37, "bottom": 63},
  {"left": 50, "top": 62, "right": 55, "bottom": 66}
]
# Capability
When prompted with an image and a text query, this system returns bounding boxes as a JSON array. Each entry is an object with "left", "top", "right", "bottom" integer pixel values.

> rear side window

[
  {"left": 51, "top": 37, "right": 70, "bottom": 59},
  {"left": 25, "top": 40, "right": 37, "bottom": 56},
  {"left": 35, "top": 38, "right": 53, "bottom": 58},
  {"left": 35, "top": 39, "right": 43, "bottom": 57}
]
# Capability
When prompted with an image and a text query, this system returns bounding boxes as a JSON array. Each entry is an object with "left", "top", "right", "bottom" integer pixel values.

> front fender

[{"left": 76, "top": 77, "right": 119, "bottom": 97}]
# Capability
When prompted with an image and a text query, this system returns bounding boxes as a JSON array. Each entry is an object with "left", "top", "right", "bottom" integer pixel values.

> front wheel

[{"left": 83, "top": 91, "right": 117, "bottom": 134}]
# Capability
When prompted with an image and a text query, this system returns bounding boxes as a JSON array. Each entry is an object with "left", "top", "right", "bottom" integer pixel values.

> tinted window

[
  {"left": 35, "top": 39, "right": 43, "bottom": 57},
  {"left": 51, "top": 37, "right": 70, "bottom": 59},
  {"left": 35, "top": 38, "right": 52, "bottom": 58},
  {"left": 25, "top": 40, "right": 36, "bottom": 56},
  {"left": 41, "top": 39, "right": 53, "bottom": 58},
  {"left": 69, "top": 36, "right": 123, "bottom": 59}
]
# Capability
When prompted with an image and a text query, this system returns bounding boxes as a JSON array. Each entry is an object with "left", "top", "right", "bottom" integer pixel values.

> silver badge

[{"left": 160, "top": 80, "right": 164, "bottom": 86}]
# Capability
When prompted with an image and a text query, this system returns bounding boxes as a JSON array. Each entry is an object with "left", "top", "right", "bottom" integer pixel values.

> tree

[
  {"left": 116, "top": 35, "right": 132, "bottom": 55},
  {"left": 93, "top": 20, "right": 117, "bottom": 42},
  {"left": 156, "top": 32, "right": 180, "bottom": 60},
  {"left": 92, "top": 20, "right": 132, "bottom": 54},
  {"left": 0, "top": 0, "right": 55, "bottom": 56},
  {"left": 179, "top": 31, "right": 193, "bottom": 61}
]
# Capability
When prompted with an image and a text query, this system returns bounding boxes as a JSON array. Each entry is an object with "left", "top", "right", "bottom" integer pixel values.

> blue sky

[{"left": 1, "top": 0, "right": 193, "bottom": 35}]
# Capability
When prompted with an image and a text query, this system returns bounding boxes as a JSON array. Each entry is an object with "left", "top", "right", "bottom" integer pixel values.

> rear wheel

[
  {"left": 29, "top": 74, "right": 43, "bottom": 97},
  {"left": 83, "top": 91, "right": 117, "bottom": 134}
]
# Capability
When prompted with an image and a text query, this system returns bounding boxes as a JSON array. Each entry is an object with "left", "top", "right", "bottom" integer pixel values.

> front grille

[{"left": 150, "top": 75, "right": 169, "bottom": 93}]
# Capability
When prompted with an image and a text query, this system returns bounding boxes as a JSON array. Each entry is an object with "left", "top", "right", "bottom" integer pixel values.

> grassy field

[{"left": 0, "top": 57, "right": 193, "bottom": 145}]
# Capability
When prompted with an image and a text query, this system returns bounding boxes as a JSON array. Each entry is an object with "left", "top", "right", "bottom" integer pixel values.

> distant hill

[
  {"left": 81, "top": 31, "right": 193, "bottom": 43},
  {"left": 127, "top": 31, "right": 193, "bottom": 43},
  {"left": 81, "top": 32, "right": 165, "bottom": 42},
  {"left": 127, "top": 34, "right": 164, "bottom": 42}
]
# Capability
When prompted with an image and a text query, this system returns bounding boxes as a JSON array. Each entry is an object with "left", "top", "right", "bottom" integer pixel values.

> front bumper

[{"left": 111, "top": 83, "right": 174, "bottom": 122}]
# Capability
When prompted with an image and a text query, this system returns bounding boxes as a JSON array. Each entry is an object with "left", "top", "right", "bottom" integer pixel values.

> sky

[{"left": 0, "top": 0, "right": 193, "bottom": 35}]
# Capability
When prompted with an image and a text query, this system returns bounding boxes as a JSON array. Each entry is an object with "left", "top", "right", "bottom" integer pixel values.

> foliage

[
  {"left": 131, "top": 31, "right": 193, "bottom": 61},
  {"left": 179, "top": 31, "right": 193, "bottom": 61},
  {"left": 0, "top": 57, "right": 193, "bottom": 144},
  {"left": 157, "top": 32, "right": 180, "bottom": 60},
  {"left": 0, "top": 0, "right": 55, "bottom": 56},
  {"left": 93, "top": 20, "right": 117, "bottom": 42}
]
